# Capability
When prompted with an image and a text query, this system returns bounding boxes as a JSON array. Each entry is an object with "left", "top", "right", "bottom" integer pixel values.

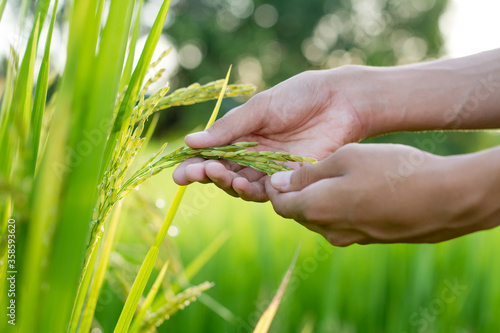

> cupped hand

[
  {"left": 173, "top": 68, "right": 365, "bottom": 201},
  {"left": 266, "top": 143, "right": 487, "bottom": 246}
]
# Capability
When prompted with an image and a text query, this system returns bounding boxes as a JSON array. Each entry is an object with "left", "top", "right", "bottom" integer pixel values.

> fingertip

[
  {"left": 205, "top": 161, "right": 226, "bottom": 181},
  {"left": 172, "top": 166, "right": 191, "bottom": 185},
  {"left": 232, "top": 177, "right": 248, "bottom": 194},
  {"left": 270, "top": 171, "right": 293, "bottom": 191},
  {"left": 185, "top": 131, "right": 212, "bottom": 148},
  {"left": 185, "top": 163, "right": 207, "bottom": 183}
]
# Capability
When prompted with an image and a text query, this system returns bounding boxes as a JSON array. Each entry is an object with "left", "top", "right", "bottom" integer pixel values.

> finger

[
  {"left": 172, "top": 157, "right": 206, "bottom": 185},
  {"left": 235, "top": 166, "right": 267, "bottom": 182},
  {"left": 185, "top": 94, "right": 267, "bottom": 148},
  {"left": 270, "top": 146, "right": 356, "bottom": 192},
  {"left": 233, "top": 177, "right": 268, "bottom": 202},
  {"left": 265, "top": 178, "right": 304, "bottom": 219},
  {"left": 184, "top": 162, "right": 211, "bottom": 184},
  {"left": 205, "top": 162, "right": 268, "bottom": 200},
  {"left": 205, "top": 162, "right": 240, "bottom": 197},
  {"left": 270, "top": 159, "right": 339, "bottom": 193}
]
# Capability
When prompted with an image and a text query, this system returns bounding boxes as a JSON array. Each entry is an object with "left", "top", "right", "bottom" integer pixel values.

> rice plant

[{"left": 0, "top": 0, "right": 311, "bottom": 331}]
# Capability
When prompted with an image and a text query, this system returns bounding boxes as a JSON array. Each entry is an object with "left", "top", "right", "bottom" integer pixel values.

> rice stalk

[{"left": 128, "top": 260, "right": 170, "bottom": 333}]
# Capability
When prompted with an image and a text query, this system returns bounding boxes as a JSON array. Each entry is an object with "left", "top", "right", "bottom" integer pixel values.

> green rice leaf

[
  {"left": 12, "top": 16, "right": 40, "bottom": 146},
  {"left": 34, "top": 0, "right": 51, "bottom": 33},
  {"left": 253, "top": 247, "right": 300, "bottom": 333},
  {"left": 120, "top": 0, "right": 145, "bottom": 91},
  {"left": 78, "top": 204, "right": 123, "bottom": 333},
  {"left": 183, "top": 231, "right": 229, "bottom": 282},
  {"left": 0, "top": 0, "right": 7, "bottom": 22},
  {"left": 141, "top": 112, "right": 161, "bottom": 153},
  {"left": 205, "top": 66, "right": 232, "bottom": 130},
  {"left": 29, "top": 0, "right": 59, "bottom": 176},
  {"left": 129, "top": 260, "right": 170, "bottom": 333},
  {"left": 67, "top": 242, "right": 99, "bottom": 333},
  {"left": 114, "top": 185, "right": 187, "bottom": 333},
  {"left": 30, "top": 0, "right": 135, "bottom": 331},
  {"left": 0, "top": 50, "right": 17, "bottom": 180}
]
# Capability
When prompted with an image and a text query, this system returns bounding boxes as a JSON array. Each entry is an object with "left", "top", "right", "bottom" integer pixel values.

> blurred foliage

[
  {"left": 160, "top": 0, "right": 449, "bottom": 136},
  {"left": 104, "top": 159, "right": 500, "bottom": 332}
]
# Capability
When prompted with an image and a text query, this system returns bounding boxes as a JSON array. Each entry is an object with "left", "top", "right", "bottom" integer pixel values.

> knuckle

[
  {"left": 272, "top": 205, "right": 286, "bottom": 218},
  {"left": 301, "top": 206, "right": 318, "bottom": 224},
  {"left": 326, "top": 234, "right": 354, "bottom": 247},
  {"left": 293, "top": 167, "right": 312, "bottom": 188},
  {"left": 247, "top": 90, "right": 269, "bottom": 110},
  {"left": 271, "top": 201, "right": 290, "bottom": 218},
  {"left": 341, "top": 142, "right": 358, "bottom": 153}
]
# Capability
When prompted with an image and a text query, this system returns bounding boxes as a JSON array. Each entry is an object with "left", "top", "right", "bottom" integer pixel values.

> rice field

[
  {"left": 102, "top": 132, "right": 500, "bottom": 332},
  {"left": 1, "top": 0, "right": 499, "bottom": 331}
]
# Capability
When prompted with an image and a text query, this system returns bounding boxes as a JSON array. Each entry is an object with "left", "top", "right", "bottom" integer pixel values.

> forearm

[
  {"left": 327, "top": 49, "right": 500, "bottom": 138},
  {"left": 446, "top": 145, "right": 500, "bottom": 233}
]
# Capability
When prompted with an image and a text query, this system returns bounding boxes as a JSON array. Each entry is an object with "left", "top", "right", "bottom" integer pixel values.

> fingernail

[
  {"left": 271, "top": 171, "right": 292, "bottom": 188},
  {"left": 185, "top": 131, "right": 210, "bottom": 143}
]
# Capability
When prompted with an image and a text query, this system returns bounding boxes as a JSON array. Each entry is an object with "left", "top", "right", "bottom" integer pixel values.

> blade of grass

[
  {"left": 113, "top": 186, "right": 187, "bottom": 333},
  {"left": 205, "top": 66, "right": 232, "bottom": 129},
  {"left": 129, "top": 260, "right": 170, "bottom": 333},
  {"left": 78, "top": 204, "right": 123, "bottom": 333},
  {"left": 11, "top": 16, "right": 40, "bottom": 151},
  {"left": 253, "top": 246, "right": 300, "bottom": 333},
  {"left": 114, "top": 66, "right": 232, "bottom": 332},
  {"left": 0, "top": 0, "right": 6, "bottom": 22},
  {"left": 173, "top": 231, "right": 229, "bottom": 292},
  {"left": 34, "top": 0, "right": 51, "bottom": 35},
  {"left": 11, "top": 18, "right": 47, "bottom": 333},
  {"left": 0, "top": 50, "right": 17, "bottom": 196},
  {"left": 120, "top": 0, "right": 144, "bottom": 91},
  {"left": 29, "top": 0, "right": 59, "bottom": 176},
  {"left": 18, "top": 0, "right": 102, "bottom": 329},
  {"left": 67, "top": 241, "right": 99, "bottom": 333},
  {"left": 34, "top": 0, "right": 135, "bottom": 331},
  {"left": 141, "top": 112, "right": 161, "bottom": 153}
]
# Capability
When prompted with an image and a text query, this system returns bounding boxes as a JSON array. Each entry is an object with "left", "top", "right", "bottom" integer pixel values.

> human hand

[
  {"left": 266, "top": 143, "right": 499, "bottom": 246},
  {"left": 173, "top": 68, "right": 367, "bottom": 201}
]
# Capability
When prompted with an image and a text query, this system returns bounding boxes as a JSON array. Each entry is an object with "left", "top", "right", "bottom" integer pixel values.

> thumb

[
  {"left": 270, "top": 163, "right": 329, "bottom": 192},
  {"left": 185, "top": 98, "right": 265, "bottom": 148}
]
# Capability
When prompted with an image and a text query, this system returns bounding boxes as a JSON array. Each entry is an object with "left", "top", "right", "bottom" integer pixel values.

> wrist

[
  {"left": 337, "top": 64, "right": 472, "bottom": 137},
  {"left": 443, "top": 148, "right": 500, "bottom": 233},
  {"left": 324, "top": 50, "right": 500, "bottom": 138},
  {"left": 321, "top": 65, "right": 391, "bottom": 139}
]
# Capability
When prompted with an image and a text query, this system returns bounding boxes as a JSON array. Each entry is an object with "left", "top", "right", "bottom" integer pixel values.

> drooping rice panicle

[
  {"left": 156, "top": 80, "right": 256, "bottom": 110},
  {"left": 140, "top": 281, "right": 214, "bottom": 332}
]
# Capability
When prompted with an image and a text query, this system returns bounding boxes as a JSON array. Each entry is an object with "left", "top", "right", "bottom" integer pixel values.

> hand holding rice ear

[
  {"left": 174, "top": 49, "right": 500, "bottom": 245},
  {"left": 174, "top": 69, "right": 365, "bottom": 201}
]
